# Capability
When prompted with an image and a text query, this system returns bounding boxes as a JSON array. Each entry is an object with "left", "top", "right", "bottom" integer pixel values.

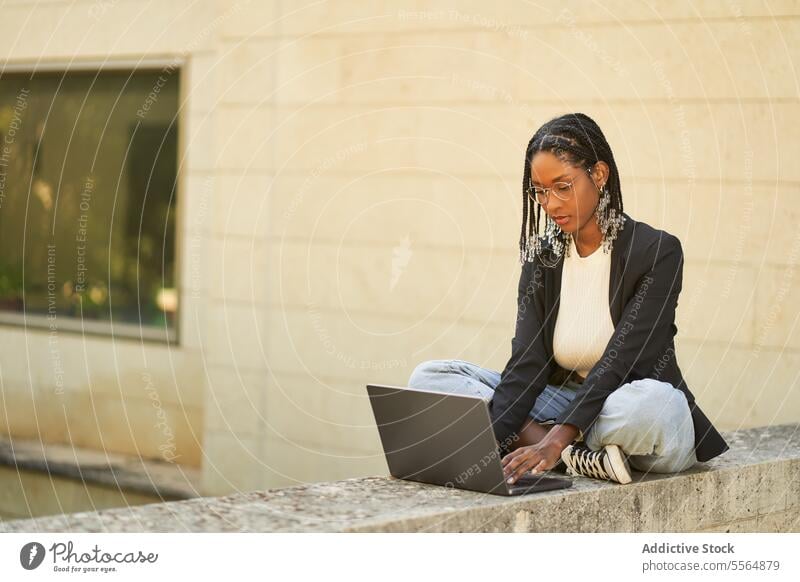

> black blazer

[{"left": 489, "top": 211, "right": 729, "bottom": 463}]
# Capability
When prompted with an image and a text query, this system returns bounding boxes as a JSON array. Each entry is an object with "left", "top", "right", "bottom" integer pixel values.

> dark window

[{"left": 0, "top": 68, "right": 180, "bottom": 341}]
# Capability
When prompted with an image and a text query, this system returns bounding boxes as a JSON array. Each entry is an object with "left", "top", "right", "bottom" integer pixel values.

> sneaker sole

[
  {"left": 603, "top": 444, "right": 632, "bottom": 484},
  {"left": 560, "top": 444, "right": 633, "bottom": 484}
]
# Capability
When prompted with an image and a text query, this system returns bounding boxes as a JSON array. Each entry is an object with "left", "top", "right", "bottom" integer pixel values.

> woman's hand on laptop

[
  {"left": 500, "top": 424, "right": 578, "bottom": 484},
  {"left": 501, "top": 424, "right": 580, "bottom": 483},
  {"left": 501, "top": 441, "right": 564, "bottom": 484}
]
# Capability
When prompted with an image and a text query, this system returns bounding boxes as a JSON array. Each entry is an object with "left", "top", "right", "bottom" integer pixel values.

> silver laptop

[{"left": 366, "top": 383, "right": 573, "bottom": 496}]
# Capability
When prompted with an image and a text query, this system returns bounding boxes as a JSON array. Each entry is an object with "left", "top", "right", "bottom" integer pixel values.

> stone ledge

[
  {"left": 2, "top": 424, "right": 799, "bottom": 533},
  {"left": 0, "top": 437, "right": 201, "bottom": 502}
]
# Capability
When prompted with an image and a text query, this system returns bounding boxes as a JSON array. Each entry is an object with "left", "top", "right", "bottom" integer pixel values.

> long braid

[
  {"left": 520, "top": 112, "right": 626, "bottom": 266},
  {"left": 519, "top": 150, "right": 530, "bottom": 264}
]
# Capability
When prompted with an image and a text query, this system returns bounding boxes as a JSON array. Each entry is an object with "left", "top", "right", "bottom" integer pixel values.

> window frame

[{"left": 0, "top": 58, "right": 187, "bottom": 345}]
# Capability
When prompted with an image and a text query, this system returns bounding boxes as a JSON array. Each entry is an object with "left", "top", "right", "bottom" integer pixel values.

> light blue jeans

[{"left": 407, "top": 359, "right": 698, "bottom": 474}]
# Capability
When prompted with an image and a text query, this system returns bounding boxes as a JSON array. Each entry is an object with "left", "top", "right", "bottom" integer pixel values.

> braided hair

[{"left": 520, "top": 112, "right": 626, "bottom": 266}]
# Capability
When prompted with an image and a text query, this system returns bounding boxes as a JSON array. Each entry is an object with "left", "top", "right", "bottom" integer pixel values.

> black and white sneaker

[{"left": 560, "top": 443, "right": 632, "bottom": 484}]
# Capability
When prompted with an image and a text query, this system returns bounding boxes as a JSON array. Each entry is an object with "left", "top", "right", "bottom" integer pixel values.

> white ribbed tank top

[{"left": 552, "top": 235, "right": 615, "bottom": 380}]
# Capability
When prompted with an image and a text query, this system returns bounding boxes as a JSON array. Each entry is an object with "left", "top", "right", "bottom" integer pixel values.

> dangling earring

[
  {"left": 594, "top": 183, "right": 610, "bottom": 226},
  {"left": 594, "top": 183, "right": 626, "bottom": 254},
  {"left": 530, "top": 210, "right": 571, "bottom": 267}
]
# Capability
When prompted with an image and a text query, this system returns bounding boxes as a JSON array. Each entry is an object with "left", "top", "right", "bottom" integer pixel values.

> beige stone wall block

[
  {"left": 609, "top": 104, "right": 800, "bottom": 183},
  {"left": 271, "top": 106, "right": 414, "bottom": 173},
  {"left": 679, "top": 261, "right": 756, "bottom": 345},
  {"left": 216, "top": 38, "right": 280, "bottom": 105},
  {"left": 62, "top": 392, "right": 201, "bottom": 466},
  {"left": 204, "top": 393, "right": 263, "bottom": 435},
  {"left": 253, "top": 100, "right": 796, "bottom": 184},
  {"left": 177, "top": 292, "right": 209, "bottom": 351},
  {"left": 336, "top": 31, "right": 520, "bottom": 104},
  {"left": 205, "top": 364, "right": 268, "bottom": 402},
  {"left": 273, "top": 136, "right": 407, "bottom": 175},
  {"left": 739, "top": 352, "right": 800, "bottom": 431},
  {"left": 266, "top": 304, "right": 512, "bottom": 380},
  {"left": 269, "top": 0, "right": 800, "bottom": 38},
  {"left": 205, "top": 303, "right": 268, "bottom": 369},
  {"left": 178, "top": 171, "right": 214, "bottom": 327},
  {"left": 180, "top": 227, "right": 213, "bottom": 303},
  {"left": 86, "top": 350, "right": 205, "bottom": 409},
  {"left": 396, "top": 0, "right": 800, "bottom": 27},
  {"left": 266, "top": 240, "right": 518, "bottom": 325},
  {"left": 263, "top": 372, "right": 384, "bottom": 453},
  {"left": 0, "top": 390, "right": 67, "bottom": 443},
  {"left": 631, "top": 179, "right": 785, "bottom": 265},
  {"left": 178, "top": 174, "right": 215, "bottom": 238},
  {"left": 276, "top": 0, "right": 419, "bottom": 36},
  {"left": 0, "top": 329, "right": 79, "bottom": 394},
  {"left": 97, "top": 1, "right": 216, "bottom": 57},
  {"left": 184, "top": 113, "right": 217, "bottom": 172},
  {"left": 265, "top": 373, "right": 366, "bottom": 427},
  {"left": 334, "top": 69, "right": 515, "bottom": 106},
  {"left": 760, "top": 188, "right": 800, "bottom": 261},
  {"left": 274, "top": 36, "right": 343, "bottom": 104},
  {"left": 216, "top": 0, "right": 280, "bottom": 39},
  {"left": 1, "top": 1, "right": 215, "bottom": 61},
  {"left": 677, "top": 342, "right": 752, "bottom": 431},
  {"left": 185, "top": 53, "right": 221, "bottom": 115},
  {"left": 268, "top": 172, "right": 521, "bottom": 249},
  {"left": 0, "top": 328, "right": 204, "bottom": 408},
  {"left": 413, "top": 105, "right": 526, "bottom": 166},
  {"left": 201, "top": 431, "right": 264, "bottom": 494},
  {"left": 514, "top": 20, "right": 800, "bottom": 101},
  {"left": 215, "top": 105, "right": 274, "bottom": 171},
  {"left": 452, "top": 104, "right": 589, "bottom": 151},
  {"left": 263, "top": 413, "right": 378, "bottom": 462},
  {"left": 265, "top": 9, "right": 799, "bottom": 102},
  {"left": 208, "top": 237, "right": 269, "bottom": 303},
  {"left": 213, "top": 174, "right": 271, "bottom": 239},
  {"left": 286, "top": 102, "right": 789, "bottom": 181},
  {"left": 755, "top": 264, "right": 800, "bottom": 351},
  {"left": 260, "top": 435, "right": 387, "bottom": 490},
  {"left": 0, "top": 3, "right": 70, "bottom": 59},
  {"left": 129, "top": 399, "right": 202, "bottom": 466},
  {"left": 416, "top": 138, "right": 516, "bottom": 178}
]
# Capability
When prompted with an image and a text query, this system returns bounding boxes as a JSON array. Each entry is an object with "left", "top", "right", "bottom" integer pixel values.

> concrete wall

[
  {"left": 3, "top": 423, "right": 799, "bottom": 533},
  {"left": 1, "top": 0, "right": 798, "bottom": 495},
  {"left": 0, "top": 0, "right": 223, "bottom": 468}
]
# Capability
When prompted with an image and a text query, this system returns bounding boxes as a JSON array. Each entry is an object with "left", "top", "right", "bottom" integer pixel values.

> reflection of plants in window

[
  {"left": 76, "top": 282, "right": 109, "bottom": 319},
  {"left": 0, "top": 69, "right": 180, "bottom": 338},
  {"left": 0, "top": 261, "right": 23, "bottom": 309}
]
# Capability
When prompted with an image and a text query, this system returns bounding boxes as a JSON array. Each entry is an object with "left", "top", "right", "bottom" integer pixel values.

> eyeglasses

[{"left": 526, "top": 167, "right": 594, "bottom": 206}]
